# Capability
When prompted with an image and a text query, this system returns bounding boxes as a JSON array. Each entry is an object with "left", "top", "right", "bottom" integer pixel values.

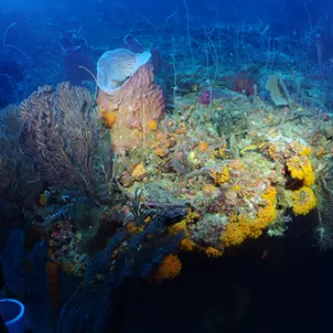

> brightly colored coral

[
  {"left": 220, "top": 186, "right": 277, "bottom": 247},
  {"left": 291, "top": 186, "right": 317, "bottom": 215},
  {"left": 286, "top": 155, "right": 315, "bottom": 186},
  {"left": 153, "top": 254, "right": 182, "bottom": 283},
  {"left": 211, "top": 166, "right": 230, "bottom": 185},
  {"left": 220, "top": 215, "right": 249, "bottom": 247}
]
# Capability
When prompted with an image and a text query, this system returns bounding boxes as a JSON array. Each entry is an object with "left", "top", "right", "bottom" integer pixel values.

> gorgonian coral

[
  {"left": 20, "top": 82, "right": 113, "bottom": 205},
  {"left": 0, "top": 105, "right": 39, "bottom": 206}
]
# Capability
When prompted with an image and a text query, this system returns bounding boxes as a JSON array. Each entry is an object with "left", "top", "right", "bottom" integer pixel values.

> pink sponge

[{"left": 96, "top": 48, "right": 165, "bottom": 152}]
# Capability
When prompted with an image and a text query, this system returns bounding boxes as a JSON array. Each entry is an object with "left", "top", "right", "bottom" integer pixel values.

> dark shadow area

[{"left": 110, "top": 215, "right": 325, "bottom": 333}]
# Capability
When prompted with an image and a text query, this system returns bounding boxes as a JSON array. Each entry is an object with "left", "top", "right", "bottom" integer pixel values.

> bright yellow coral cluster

[
  {"left": 221, "top": 216, "right": 248, "bottom": 247},
  {"left": 256, "top": 186, "right": 277, "bottom": 226},
  {"left": 286, "top": 156, "right": 315, "bottom": 186},
  {"left": 291, "top": 186, "right": 317, "bottom": 215},
  {"left": 211, "top": 166, "right": 230, "bottom": 185},
  {"left": 220, "top": 186, "right": 277, "bottom": 247}
]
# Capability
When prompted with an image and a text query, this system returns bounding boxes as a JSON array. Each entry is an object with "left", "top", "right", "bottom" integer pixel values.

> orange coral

[
  {"left": 199, "top": 141, "right": 209, "bottom": 151},
  {"left": 153, "top": 254, "right": 182, "bottom": 283},
  {"left": 248, "top": 186, "right": 277, "bottom": 237},
  {"left": 99, "top": 108, "right": 117, "bottom": 129},
  {"left": 181, "top": 238, "right": 196, "bottom": 251},
  {"left": 147, "top": 119, "right": 158, "bottom": 131},
  {"left": 212, "top": 144, "right": 227, "bottom": 159}
]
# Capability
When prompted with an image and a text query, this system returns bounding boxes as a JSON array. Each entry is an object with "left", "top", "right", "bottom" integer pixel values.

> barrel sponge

[{"left": 96, "top": 48, "right": 165, "bottom": 152}]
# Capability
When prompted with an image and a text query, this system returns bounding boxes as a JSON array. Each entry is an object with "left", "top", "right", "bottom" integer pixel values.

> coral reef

[
  {"left": 2, "top": 12, "right": 333, "bottom": 332},
  {"left": 3, "top": 68, "right": 331, "bottom": 302},
  {"left": 23, "top": 81, "right": 331, "bottom": 293}
]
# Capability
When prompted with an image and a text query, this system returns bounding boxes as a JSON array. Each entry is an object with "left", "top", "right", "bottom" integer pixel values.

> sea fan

[{"left": 20, "top": 82, "right": 113, "bottom": 205}]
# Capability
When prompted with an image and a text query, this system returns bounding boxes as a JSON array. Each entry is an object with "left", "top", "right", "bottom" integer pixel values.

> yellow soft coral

[
  {"left": 256, "top": 186, "right": 277, "bottom": 226},
  {"left": 255, "top": 203, "right": 277, "bottom": 228},
  {"left": 291, "top": 186, "right": 317, "bottom": 215},
  {"left": 169, "top": 211, "right": 199, "bottom": 238},
  {"left": 212, "top": 166, "right": 230, "bottom": 185},
  {"left": 220, "top": 215, "right": 249, "bottom": 247},
  {"left": 221, "top": 187, "right": 277, "bottom": 247},
  {"left": 286, "top": 156, "right": 315, "bottom": 186},
  {"left": 169, "top": 220, "right": 188, "bottom": 237}
]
